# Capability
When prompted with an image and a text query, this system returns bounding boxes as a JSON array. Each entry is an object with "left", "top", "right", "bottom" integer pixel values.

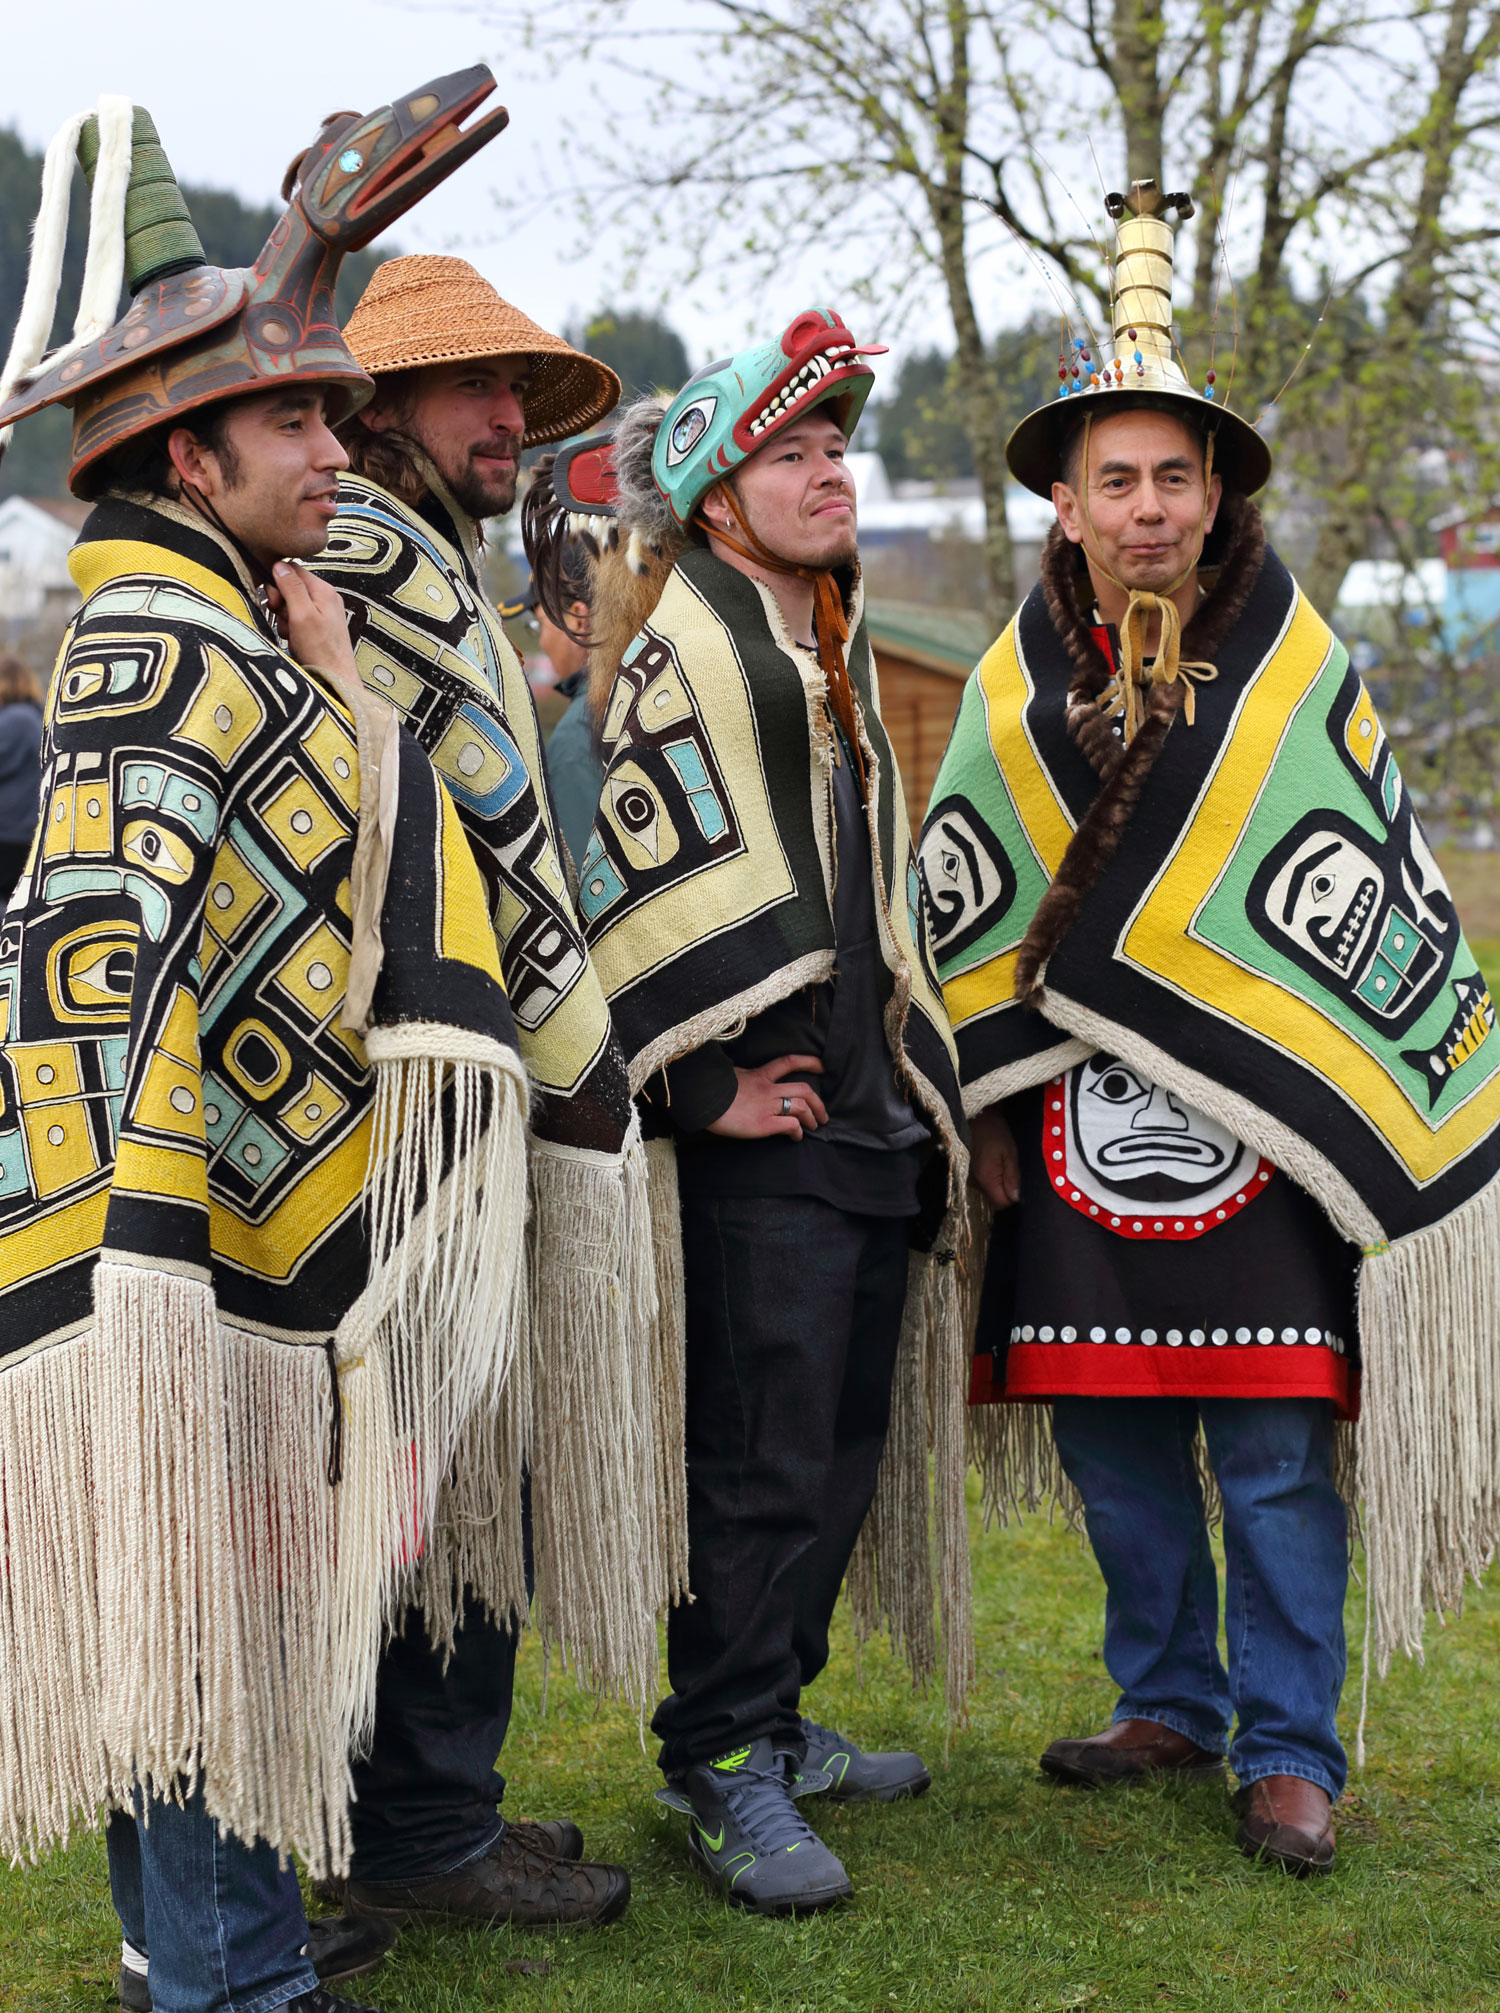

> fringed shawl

[
  {"left": 921, "top": 517, "right": 1500, "bottom": 1673},
  {"left": 0, "top": 498, "right": 532, "bottom": 1873},
  {"left": 580, "top": 545, "right": 975, "bottom": 1715},
  {"left": 314, "top": 473, "right": 682, "bottom": 1702}
]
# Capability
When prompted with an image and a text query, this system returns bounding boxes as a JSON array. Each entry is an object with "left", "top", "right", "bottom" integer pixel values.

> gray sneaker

[
  {"left": 797, "top": 1718, "right": 932, "bottom": 1803},
  {"left": 658, "top": 1737, "right": 852, "bottom": 1916}
]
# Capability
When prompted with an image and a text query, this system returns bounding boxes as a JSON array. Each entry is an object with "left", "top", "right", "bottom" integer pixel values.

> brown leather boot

[
  {"left": 1236, "top": 1775, "right": 1336, "bottom": 1875},
  {"left": 1041, "top": 1717, "right": 1225, "bottom": 1787},
  {"left": 311, "top": 1817, "right": 584, "bottom": 1913},
  {"left": 345, "top": 1828, "right": 629, "bottom": 1930}
]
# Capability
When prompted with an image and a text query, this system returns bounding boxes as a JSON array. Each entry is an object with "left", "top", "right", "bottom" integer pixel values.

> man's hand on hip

[{"left": 708, "top": 1055, "right": 828, "bottom": 1141}]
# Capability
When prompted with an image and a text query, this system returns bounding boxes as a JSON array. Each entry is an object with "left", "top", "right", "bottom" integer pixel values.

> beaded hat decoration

[
  {"left": 0, "top": 69, "right": 509, "bottom": 497},
  {"left": 1006, "top": 178, "right": 1271, "bottom": 500}
]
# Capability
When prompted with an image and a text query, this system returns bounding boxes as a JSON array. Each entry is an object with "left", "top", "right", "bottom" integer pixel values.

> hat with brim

[
  {"left": 341, "top": 255, "right": 621, "bottom": 446},
  {"left": 1005, "top": 180, "right": 1271, "bottom": 501},
  {"left": 1007, "top": 387, "right": 1270, "bottom": 500}
]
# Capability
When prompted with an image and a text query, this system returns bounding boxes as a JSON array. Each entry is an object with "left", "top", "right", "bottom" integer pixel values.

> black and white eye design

[{"left": 665, "top": 397, "right": 716, "bottom": 465}]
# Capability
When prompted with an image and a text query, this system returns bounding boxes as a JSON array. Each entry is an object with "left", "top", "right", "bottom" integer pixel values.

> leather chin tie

[{"left": 698, "top": 484, "right": 868, "bottom": 796}]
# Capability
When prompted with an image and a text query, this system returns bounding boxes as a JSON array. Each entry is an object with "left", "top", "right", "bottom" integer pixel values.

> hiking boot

[
  {"left": 117, "top": 1916, "right": 395, "bottom": 2010},
  {"left": 345, "top": 1828, "right": 629, "bottom": 1930},
  {"left": 1040, "top": 1717, "right": 1225, "bottom": 1787},
  {"left": 1236, "top": 1776, "right": 1336, "bottom": 1876},
  {"left": 659, "top": 1736, "right": 852, "bottom": 1916},
  {"left": 796, "top": 1717, "right": 932, "bottom": 1803},
  {"left": 309, "top": 1817, "right": 585, "bottom": 1910}
]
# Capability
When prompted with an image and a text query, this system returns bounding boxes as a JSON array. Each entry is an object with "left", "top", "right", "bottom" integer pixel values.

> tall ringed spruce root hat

[
  {"left": 340, "top": 255, "right": 621, "bottom": 448},
  {"left": 0, "top": 69, "right": 510, "bottom": 497},
  {"left": 1005, "top": 180, "right": 1272, "bottom": 501}
]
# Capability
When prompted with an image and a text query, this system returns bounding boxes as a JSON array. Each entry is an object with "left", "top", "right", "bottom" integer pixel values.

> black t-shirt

[{"left": 653, "top": 726, "right": 927, "bottom": 1218}]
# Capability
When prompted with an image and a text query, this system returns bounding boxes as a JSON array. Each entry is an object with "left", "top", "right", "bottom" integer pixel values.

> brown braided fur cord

[{"left": 1015, "top": 493, "right": 1265, "bottom": 1001}]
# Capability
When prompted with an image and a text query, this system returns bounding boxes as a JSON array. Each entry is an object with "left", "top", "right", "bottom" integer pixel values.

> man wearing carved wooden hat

[
  {"left": 306, "top": 258, "right": 651, "bottom": 1937},
  {"left": 920, "top": 180, "right": 1500, "bottom": 1876},
  {"left": 0, "top": 74, "right": 535, "bottom": 2013}
]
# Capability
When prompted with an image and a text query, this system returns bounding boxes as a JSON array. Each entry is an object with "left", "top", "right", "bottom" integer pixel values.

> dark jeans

[
  {"left": 349, "top": 1589, "right": 521, "bottom": 1882},
  {"left": 653, "top": 1191, "right": 911, "bottom": 1777},
  {"left": 108, "top": 1788, "right": 316, "bottom": 2013},
  {"left": 1052, "top": 1395, "right": 1349, "bottom": 1798}
]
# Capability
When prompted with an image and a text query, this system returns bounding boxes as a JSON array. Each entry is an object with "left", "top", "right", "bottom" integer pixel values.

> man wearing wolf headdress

[
  {"left": 922, "top": 181, "right": 1500, "bottom": 1876},
  {"left": 0, "top": 76, "right": 533, "bottom": 2013},
  {"left": 301, "top": 254, "right": 646, "bottom": 1934},
  {"left": 525, "top": 313, "right": 972, "bottom": 1915}
]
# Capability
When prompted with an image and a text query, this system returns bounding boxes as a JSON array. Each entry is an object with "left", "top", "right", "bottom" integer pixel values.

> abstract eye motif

[{"left": 665, "top": 398, "right": 716, "bottom": 465}]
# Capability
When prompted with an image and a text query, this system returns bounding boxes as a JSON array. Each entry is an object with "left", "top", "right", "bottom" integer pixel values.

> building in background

[{"left": 0, "top": 496, "right": 87, "bottom": 640}]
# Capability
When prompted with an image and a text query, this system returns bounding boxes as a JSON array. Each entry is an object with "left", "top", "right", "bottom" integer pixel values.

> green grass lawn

[{"left": 4, "top": 1504, "right": 1499, "bottom": 2013}]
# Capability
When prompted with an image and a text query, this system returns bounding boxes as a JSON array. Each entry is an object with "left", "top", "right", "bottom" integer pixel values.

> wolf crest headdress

[{"left": 0, "top": 70, "right": 508, "bottom": 495}]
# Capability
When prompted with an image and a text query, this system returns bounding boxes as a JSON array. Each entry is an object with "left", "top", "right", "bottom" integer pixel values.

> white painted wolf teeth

[{"left": 745, "top": 350, "right": 851, "bottom": 436}]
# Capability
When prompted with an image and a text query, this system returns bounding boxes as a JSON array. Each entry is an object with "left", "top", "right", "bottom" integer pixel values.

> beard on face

[
  {"left": 740, "top": 491, "right": 858, "bottom": 573},
  {"left": 436, "top": 434, "right": 522, "bottom": 521}
]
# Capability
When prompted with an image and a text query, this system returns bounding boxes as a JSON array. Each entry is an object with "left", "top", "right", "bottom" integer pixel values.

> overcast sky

[{"left": 0, "top": 0, "right": 966, "bottom": 380}]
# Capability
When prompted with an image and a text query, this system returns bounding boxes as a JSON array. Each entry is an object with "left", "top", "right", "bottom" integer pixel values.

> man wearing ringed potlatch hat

[
  {"left": 919, "top": 180, "right": 1500, "bottom": 1878},
  {"left": 306, "top": 254, "right": 661, "bottom": 1935}
]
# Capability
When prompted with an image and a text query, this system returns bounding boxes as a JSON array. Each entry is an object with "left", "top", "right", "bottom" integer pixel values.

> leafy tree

[
  {"left": 572, "top": 308, "right": 692, "bottom": 402},
  {"left": 484, "top": 0, "right": 1500, "bottom": 630}
]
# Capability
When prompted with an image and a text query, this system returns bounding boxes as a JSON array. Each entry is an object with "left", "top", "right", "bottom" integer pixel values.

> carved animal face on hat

[
  {"left": 650, "top": 309, "right": 886, "bottom": 529},
  {"left": 0, "top": 70, "right": 509, "bottom": 497}
]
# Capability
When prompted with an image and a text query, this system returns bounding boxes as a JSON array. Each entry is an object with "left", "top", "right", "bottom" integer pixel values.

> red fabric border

[{"left": 972, "top": 1342, "right": 1357, "bottom": 1420}]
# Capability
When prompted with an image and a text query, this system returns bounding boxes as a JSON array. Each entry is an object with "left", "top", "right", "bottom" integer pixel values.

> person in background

[
  {"left": 0, "top": 653, "right": 43, "bottom": 902},
  {"left": 524, "top": 535, "right": 602, "bottom": 868}
]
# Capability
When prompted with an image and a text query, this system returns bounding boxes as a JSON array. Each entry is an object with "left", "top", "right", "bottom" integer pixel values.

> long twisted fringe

[
  {"left": 1357, "top": 1167, "right": 1500, "bottom": 1671},
  {"left": 525, "top": 1130, "right": 660, "bottom": 1710},
  {"left": 637, "top": 1134, "right": 689, "bottom": 1612},
  {"left": 847, "top": 1247, "right": 975, "bottom": 1720}
]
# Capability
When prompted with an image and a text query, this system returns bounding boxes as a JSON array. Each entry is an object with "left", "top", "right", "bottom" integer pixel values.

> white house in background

[{"left": 0, "top": 496, "right": 89, "bottom": 632}]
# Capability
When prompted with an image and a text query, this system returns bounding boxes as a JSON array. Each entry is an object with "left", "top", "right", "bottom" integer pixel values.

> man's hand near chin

[{"left": 970, "top": 1104, "right": 1021, "bottom": 1210}]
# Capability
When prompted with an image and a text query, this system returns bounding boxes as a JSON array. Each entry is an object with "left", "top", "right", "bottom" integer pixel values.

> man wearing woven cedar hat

[
  {"left": 523, "top": 316, "right": 973, "bottom": 1916},
  {"left": 305, "top": 255, "right": 652, "bottom": 1934},
  {"left": 919, "top": 180, "right": 1500, "bottom": 1876},
  {"left": 0, "top": 77, "right": 534, "bottom": 2013}
]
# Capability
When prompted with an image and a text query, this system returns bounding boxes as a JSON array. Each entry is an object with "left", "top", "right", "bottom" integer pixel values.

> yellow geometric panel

[
  {"left": 279, "top": 1071, "right": 350, "bottom": 1143},
  {"left": 122, "top": 818, "right": 195, "bottom": 885},
  {"left": 439, "top": 792, "right": 504, "bottom": 982},
  {"left": 173, "top": 645, "right": 267, "bottom": 766},
  {"left": 133, "top": 1050, "right": 205, "bottom": 1141},
  {"left": 274, "top": 922, "right": 350, "bottom": 1021},
  {"left": 261, "top": 776, "right": 347, "bottom": 871},
  {"left": 46, "top": 923, "right": 138, "bottom": 1025},
  {"left": 157, "top": 985, "right": 202, "bottom": 1066},
  {"left": 334, "top": 877, "right": 352, "bottom": 919},
  {"left": 1344, "top": 684, "right": 1383, "bottom": 775},
  {"left": 223, "top": 1018, "right": 293, "bottom": 1101},
  {"left": 636, "top": 663, "right": 695, "bottom": 731},
  {"left": 204, "top": 840, "right": 270, "bottom": 943},
  {"left": 39, "top": 783, "right": 112, "bottom": 862},
  {"left": 391, "top": 548, "right": 463, "bottom": 624},
  {"left": 113, "top": 1136, "right": 209, "bottom": 1209},
  {"left": 21, "top": 1099, "right": 99, "bottom": 1197},
  {"left": 11, "top": 1043, "right": 82, "bottom": 1104},
  {"left": 302, "top": 713, "right": 360, "bottom": 816},
  {"left": 355, "top": 636, "right": 424, "bottom": 713}
]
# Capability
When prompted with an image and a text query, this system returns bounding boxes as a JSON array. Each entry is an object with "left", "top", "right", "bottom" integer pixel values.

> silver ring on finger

[{"left": 781, "top": 1095, "right": 793, "bottom": 1117}]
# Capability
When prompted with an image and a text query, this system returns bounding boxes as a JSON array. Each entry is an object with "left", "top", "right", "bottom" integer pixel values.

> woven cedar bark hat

[{"left": 342, "top": 256, "right": 621, "bottom": 446}]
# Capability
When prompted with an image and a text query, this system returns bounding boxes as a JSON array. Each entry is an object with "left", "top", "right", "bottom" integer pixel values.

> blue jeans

[
  {"left": 107, "top": 1788, "right": 316, "bottom": 2013},
  {"left": 1051, "top": 1396, "right": 1348, "bottom": 1799}
]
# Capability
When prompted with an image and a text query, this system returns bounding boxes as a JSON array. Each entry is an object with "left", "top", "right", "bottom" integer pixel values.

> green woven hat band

[{"left": 77, "top": 106, "right": 205, "bottom": 295}]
